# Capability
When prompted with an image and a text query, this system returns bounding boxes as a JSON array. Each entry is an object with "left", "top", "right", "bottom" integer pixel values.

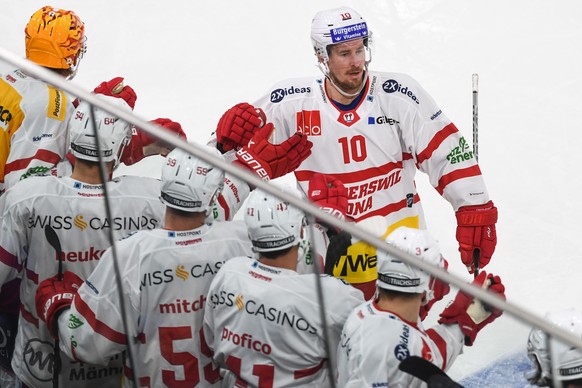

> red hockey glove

[
  {"left": 120, "top": 118, "right": 187, "bottom": 165},
  {"left": 35, "top": 271, "right": 83, "bottom": 338},
  {"left": 419, "top": 257, "right": 450, "bottom": 321},
  {"left": 235, "top": 123, "right": 312, "bottom": 181},
  {"left": 216, "top": 102, "right": 266, "bottom": 153},
  {"left": 93, "top": 76, "right": 137, "bottom": 109},
  {"left": 455, "top": 200, "right": 498, "bottom": 273},
  {"left": 308, "top": 173, "right": 348, "bottom": 221},
  {"left": 438, "top": 271, "right": 505, "bottom": 346}
]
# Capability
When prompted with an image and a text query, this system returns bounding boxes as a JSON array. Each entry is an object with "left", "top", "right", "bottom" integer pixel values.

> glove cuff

[{"left": 456, "top": 201, "right": 498, "bottom": 226}]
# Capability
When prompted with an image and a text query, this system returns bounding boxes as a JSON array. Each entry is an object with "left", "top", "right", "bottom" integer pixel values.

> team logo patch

[
  {"left": 296, "top": 110, "right": 321, "bottom": 136},
  {"left": 338, "top": 110, "right": 360, "bottom": 127}
]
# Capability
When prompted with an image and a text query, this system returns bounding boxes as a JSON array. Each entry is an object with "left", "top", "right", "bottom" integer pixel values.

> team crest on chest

[{"left": 338, "top": 110, "right": 360, "bottom": 127}]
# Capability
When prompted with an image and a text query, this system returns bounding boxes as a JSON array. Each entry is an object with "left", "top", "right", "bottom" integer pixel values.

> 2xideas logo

[
  {"left": 270, "top": 86, "right": 311, "bottom": 103},
  {"left": 382, "top": 79, "right": 420, "bottom": 104}
]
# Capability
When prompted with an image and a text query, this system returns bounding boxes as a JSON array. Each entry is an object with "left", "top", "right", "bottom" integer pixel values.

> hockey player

[
  {"left": 0, "top": 6, "right": 186, "bottom": 194},
  {"left": 203, "top": 187, "right": 365, "bottom": 387},
  {"left": 34, "top": 146, "right": 253, "bottom": 387},
  {"left": 213, "top": 6, "right": 498, "bottom": 276},
  {"left": 336, "top": 226, "right": 505, "bottom": 387},
  {"left": 526, "top": 308, "right": 582, "bottom": 387},
  {"left": 0, "top": 94, "right": 166, "bottom": 387}
]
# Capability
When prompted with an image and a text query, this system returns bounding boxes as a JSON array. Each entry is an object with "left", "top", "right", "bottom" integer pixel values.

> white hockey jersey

[
  {"left": 54, "top": 221, "right": 252, "bottom": 387},
  {"left": 336, "top": 300, "right": 465, "bottom": 388},
  {"left": 203, "top": 256, "right": 365, "bottom": 387},
  {"left": 0, "top": 175, "right": 164, "bottom": 387},
  {"left": 253, "top": 71, "right": 490, "bottom": 230},
  {"left": 0, "top": 67, "right": 74, "bottom": 194}
]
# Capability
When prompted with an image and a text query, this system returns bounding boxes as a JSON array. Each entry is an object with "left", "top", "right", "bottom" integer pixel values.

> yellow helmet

[{"left": 24, "top": 6, "right": 86, "bottom": 71}]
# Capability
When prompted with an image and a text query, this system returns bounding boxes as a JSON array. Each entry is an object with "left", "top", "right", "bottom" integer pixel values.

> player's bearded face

[{"left": 327, "top": 39, "right": 367, "bottom": 94}]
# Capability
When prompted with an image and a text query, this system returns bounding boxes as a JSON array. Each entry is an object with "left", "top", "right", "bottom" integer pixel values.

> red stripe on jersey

[
  {"left": 295, "top": 160, "right": 404, "bottom": 185},
  {"left": 217, "top": 194, "right": 230, "bottom": 221},
  {"left": 352, "top": 194, "right": 420, "bottom": 222},
  {"left": 26, "top": 268, "right": 38, "bottom": 284},
  {"left": 0, "top": 245, "right": 21, "bottom": 271},
  {"left": 416, "top": 123, "right": 459, "bottom": 165},
  {"left": 20, "top": 304, "right": 39, "bottom": 327},
  {"left": 4, "top": 149, "right": 62, "bottom": 175},
  {"left": 426, "top": 328, "right": 448, "bottom": 370},
  {"left": 75, "top": 295, "right": 127, "bottom": 344},
  {"left": 436, "top": 165, "right": 482, "bottom": 195},
  {"left": 294, "top": 359, "right": 326, "bottom": 380}
]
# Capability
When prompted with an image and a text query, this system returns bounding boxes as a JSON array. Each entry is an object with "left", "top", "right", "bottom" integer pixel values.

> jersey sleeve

[
  {"left": 425, "top": 323, "right": 465, "bottom": 372},
  {"left": 392, "top": 74, "right": 490, "bottom": 210}
]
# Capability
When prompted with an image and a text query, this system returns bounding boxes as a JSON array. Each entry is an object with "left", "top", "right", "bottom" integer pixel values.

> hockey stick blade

[{"left": 399, "top": 356, "right": 464, "bottom": 388}]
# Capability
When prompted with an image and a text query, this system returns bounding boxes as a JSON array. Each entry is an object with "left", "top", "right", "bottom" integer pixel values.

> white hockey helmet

[
  {"left": 526, "top": 308, "right": 582, "bottom": 386},
  {"left": 311, "top": 7, "right": 372, "bottom": 75},
  {"left": 244, "top": 186, "right": 306, "bottom": 252},
  {"left": 376, "top": 227, "right": 442, "bottom": 294},
  {"left": 69, "top": 95, "right": 131, "bottom": 166},
  {"left": 160, "top": 146, "right": 225, "bottom": 214}
]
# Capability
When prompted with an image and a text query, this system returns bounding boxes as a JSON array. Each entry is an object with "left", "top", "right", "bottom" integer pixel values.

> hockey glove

[
  {"left": 419, "top": 257, "right": 451, "bottom": 321},
  {"left": 93, "top": 76, "right": 137, "bottom": 109},
  {"left": 455, "top": 200, "right": 498, "bottom": 273},
  {"left": 438, "top": 271, "right": 505, "bottom": 346},
  {"left": 235, "top": 123, "right": 312, "bottom": 181},
  {"left": 36, "top": 271, "right": 83, "bottom": 338},
  {"left": 216, "top": 102, "right": 266, "bottom": 153},
  {"left": 308, "top": 173, "right": 348, "bottom": 221},
  {"left": 120, "top": 118, "right": 187, "bottom": 165}
]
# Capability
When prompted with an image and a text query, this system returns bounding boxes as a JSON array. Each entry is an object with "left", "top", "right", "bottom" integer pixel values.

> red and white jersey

[
  {"left": 0, "top": 175, "right": 164, "bottom": 387},
  {"left": 203, "top": 256, "right": 365, "bottom": 387},
  {"left": 0, "top": 67, "right": 74, "bottom": 194},
  {"left": 336, "top": 300, "right": 465, "bottom": 387},
  {"left": 55, "top": 221, "right": 252, "bottom": 388},
  {"left": 253, "top": 71, "right": 490, "bottom": 229}
]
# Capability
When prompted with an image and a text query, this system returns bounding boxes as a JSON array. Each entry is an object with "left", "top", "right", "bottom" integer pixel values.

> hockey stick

[
  {"left": 472, "top": 73, "right": 480, "bottom": 278},
  {"left": 399, "top": 356, "right": 464, "bottom": 387},
  {"left": 44, "top": 225, "right": 62, "bottom": 388}
]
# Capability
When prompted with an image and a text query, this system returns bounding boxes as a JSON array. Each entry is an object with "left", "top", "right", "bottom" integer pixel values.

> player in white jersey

[
  {"left": 203, "top": 187, "right": 365, "bottom": 387},
  {"left": 0, "top": 6, "right": 86, "bottom": 194},
  {"left": 526, "top": 309, "right": 582, "bottom": 387},
  {"left": 35, "top": 146, "right": 253, "bottom": 387},
  {"left": 337, "top": 226, "right": 506, "bottom": 387},
  {"left": 0, "top": 94, "right": 165, "bottom": 387},
  {"left": 0, "top": 6, "right": 187, "bottom": 194},
  {"left": 213, "top": 6, "right": 498, "bottom": 278}
]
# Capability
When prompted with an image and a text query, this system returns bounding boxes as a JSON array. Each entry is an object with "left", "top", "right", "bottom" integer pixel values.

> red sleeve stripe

[
  {"left": 217, "top": 194, "right": 230, "bottom": 221},
  {"left": 435, "top": 165, "right": 482, "bottom": 195},
  {"left": 74, "top": 295, "right": 127, "bottom": 344},
  {"left": 426, "top": 328, "right": 448, "bottom": 370},
  {"left": 294, "top": 358, "right": 326, "bottom": 380},
  {"left": 0, "top": 246, "right": 21, "bottom": 271},
  {"left": 295, "top": 160, "right": 404, "bottom": 185},
  {"left": 416, "top": 123, "right": 459, "bottom": 165},
  {"left": 20, "top": 304, "right": 39, "bottom": 327},
  {"left": 4, "top": 149, "right": 62, "bottom": 175},
  {"left": 351, "top": 194, "right": 420, "bottom": 222},
  {"left": 26, "top": 268, "right": 38, "bottom": 284}
]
